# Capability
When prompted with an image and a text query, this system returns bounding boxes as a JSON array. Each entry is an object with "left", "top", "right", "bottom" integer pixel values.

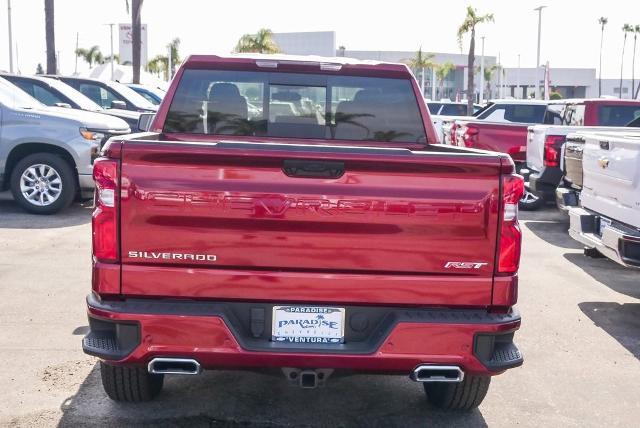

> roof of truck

[{"left": 181, "top": 54, "right": 412, "bottom": 78}]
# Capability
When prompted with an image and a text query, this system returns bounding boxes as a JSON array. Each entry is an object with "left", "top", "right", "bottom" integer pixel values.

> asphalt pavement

[{"left": 1, "top": 191, "right": 639, "bottom": 427}]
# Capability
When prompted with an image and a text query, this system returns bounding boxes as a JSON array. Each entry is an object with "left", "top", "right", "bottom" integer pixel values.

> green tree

[
  {"left": 167, "top": 38, "right": 181, "bottom": 77},
  {"left": 235, "top": 28, "right": 280, "bottom": 54},
  {"left": 44, "top": 0, "right": 56, "bottom": 74},
  {"left": 598, "top": 17, "right": 608, "bottom": 97},
  {"left": 457, "top": 6, "right": 494, "bottom": 114},
  {"left": 620, "top": 24, "right": 634, "bottom": 98},
  {"left": 436, "top": 61, "right": 455, "bottom": 99},
  {"left": 36, "top": 63, "right": 44, "bottom": 74},
  {"left": 75, "top": 46, "right": 104, "bottom": 68},
  {"left": 407, "top": 48, "right": 436, "bottom": 97},
  {"left": 146, "top": 39, "right": 181, "bottom": 80},
  {"left": 104, "top": 54, "right": 120, "bottom": 64}
]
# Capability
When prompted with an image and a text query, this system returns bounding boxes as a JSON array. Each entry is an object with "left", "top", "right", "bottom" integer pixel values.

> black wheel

[
  {"left": 10, "top": 153, "right": 76, "bottom": 214},
  {"left": 424, "top": 375, "right": 491, "bottom": 410},
  {"left": 519, "top": 186, "right": 544, "bottom": 211},
  {"left": 100, "top": 361, "right": 164, "bottom": 402}
]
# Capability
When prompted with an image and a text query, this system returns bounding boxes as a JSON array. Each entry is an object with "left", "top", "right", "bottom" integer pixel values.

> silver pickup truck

[{"left": 0, "top": 77, "right": 130, "bottom": 214}]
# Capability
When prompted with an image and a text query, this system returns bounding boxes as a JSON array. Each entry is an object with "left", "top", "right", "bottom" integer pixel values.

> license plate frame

[
  {"left": 599, "top": 216, "right": 611, "bottom": 236},
  {"left": 271, "top": 306, "right": 345, "bottom": 345}
]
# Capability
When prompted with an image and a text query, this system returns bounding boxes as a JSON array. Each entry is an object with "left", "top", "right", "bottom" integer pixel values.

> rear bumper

[
  {"left": 529, "top": 166, "right": 563, "bottom": 201},
  {"left": 83, "top": 294, "right": 523, "bottom": 376},
  {"left": 568, "top": 207, "right": 640, "bottom": 268}
]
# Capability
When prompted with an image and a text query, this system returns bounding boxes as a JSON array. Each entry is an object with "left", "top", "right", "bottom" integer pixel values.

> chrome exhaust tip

[
  {"left": 147, "top": 358, "right": 202, "bottom": 375},
  {"left": 410, "top": 365, "right": 464, "bottom": 383}
]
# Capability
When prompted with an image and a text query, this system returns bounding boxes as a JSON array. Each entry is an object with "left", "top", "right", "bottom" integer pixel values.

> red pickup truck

[{"left": 83, "top": 54, "right": 524, "bottom": 411}]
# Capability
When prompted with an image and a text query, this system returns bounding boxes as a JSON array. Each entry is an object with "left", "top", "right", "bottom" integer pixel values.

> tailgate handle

[{"left": 282, "top": 160, "right": 345, "bottom": 179}]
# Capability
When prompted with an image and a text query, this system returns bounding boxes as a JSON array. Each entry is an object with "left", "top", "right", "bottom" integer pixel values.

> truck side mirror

[
  {"left": 137, "top": 113, "right": 155, "bottom": 132},
  {"left": 110, "top": 100, "right": 127, "bottom": 110}
]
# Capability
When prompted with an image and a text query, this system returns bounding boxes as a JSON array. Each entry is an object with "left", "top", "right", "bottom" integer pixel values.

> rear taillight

[
  {"left": 461, "top": 125, "right": 479, "bottom": 147},
  {"left": 498, "top": 174, "right": 525, "bottom": 274},
  {"left": 92, "top": 158, "right": 119, "bottom": 262},
  {"left": 543, "top": 135, "right": 565, "bottom": 167},
  {"left": 449, "top": 123, "right": 458, "bottom": 144}
]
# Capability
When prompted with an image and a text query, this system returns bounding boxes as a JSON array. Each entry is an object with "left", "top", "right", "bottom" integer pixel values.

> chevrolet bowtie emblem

[{"left": 598, "top": 158, "right": 610, "bottom": 169}]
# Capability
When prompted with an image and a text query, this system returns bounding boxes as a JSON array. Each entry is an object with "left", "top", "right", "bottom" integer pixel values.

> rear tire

[
  {"left": 424, "top": 375, "right": 491, "bottom": 410},
  {"left": 100, "top": 361, "right": 164, "bottom": 402},
  {"left": 10, "top": 153, "right": 76, "bottom": 215},
  {"left": 519, "top": 186, "right": 544, "bottom": 211}
]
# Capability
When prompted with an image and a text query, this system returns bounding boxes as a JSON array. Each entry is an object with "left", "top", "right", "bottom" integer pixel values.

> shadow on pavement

[
  {"left": 56, "top": 364, "right": 488, "bottom": 427},
  {"left": 564, "top": 253, "right": 640, "bottom": 300},
  {"left": 521, "top": 207, "right": 582, "bottom": 250},
  {"left": 0, "top": 193, "right": 91, "bottom": 229},
  {"left": 579, "top": 302, "right": 640, "bottom": 360}
]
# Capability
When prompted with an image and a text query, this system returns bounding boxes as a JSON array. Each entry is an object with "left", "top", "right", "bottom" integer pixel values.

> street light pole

[
  {"left": 105, "top": 24, "right": 115, "bottom": 80},
  {"left": 534, "top": 5, "right": 547, "bottom": 100},
  {"left": 7, "top": 0, "right": 14, "bottom": 73},
  {"left": 480, "top": 36, "right": 485, "bottom": 103}
]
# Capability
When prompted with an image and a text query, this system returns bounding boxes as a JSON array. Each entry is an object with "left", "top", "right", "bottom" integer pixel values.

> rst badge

[{"left": 444, "top": 261, "right": 488, "bottom": 269}]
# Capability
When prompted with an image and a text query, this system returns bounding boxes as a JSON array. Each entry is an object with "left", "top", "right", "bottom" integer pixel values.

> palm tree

[
  {"left": 407, "top": 48, "right": 436, "bottom": 97},
  {"left": 598, "top": 17, "right": 608, "bottom": 97},
  {"left": 436, "top": 61, "right": 455, "bottom": 99},
  {"left": 620, "top": 24, "right": 634, "bottom": 98},
  {"left": 44, "top": 0, "right": 56, "bottom": 74},
  {"left": 167, "top": 38, "right": 181, "bottom": 77},
  {"left": 235, "top": 28, "right": 280, "bottom": 54},
  {"left": 126, "top": 0, "right": 144, "bottom": 84},
  {"left": 147, "top": 55, "right": 166, "bottom": 77},
  {"left": 476, "top": 64, "right": 498, "bottom": 99},
  {"left": 457, "top": 6, "right": 494, "bottom": 114},
  {"left": 632, "top": 25, "right": 640, "bottom": 100},
  {"left": 75, "top": 46, "right": 104, "bottom": 68}
]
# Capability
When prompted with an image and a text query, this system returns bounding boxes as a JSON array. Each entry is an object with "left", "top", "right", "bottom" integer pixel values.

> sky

[{"left": 0, "top": 0, "right": 637, "bottom": 79}]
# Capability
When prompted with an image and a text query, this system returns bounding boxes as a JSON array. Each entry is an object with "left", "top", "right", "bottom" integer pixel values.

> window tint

[
  {"left": 598, "top": 105, "right": 640, "bottom": 126},
  {"left": 505, "top": 105, "right": 547, "bottom": 123},
  {"left": 427, "top": 103, "right": 442, "bottom": 114},
  {"left": 75, "top": 83, "right": 125, "bottom": 109},
  {"left": 11, "top": 80, "right": 63, "bottom": 105},
  {"left": 440, "top": 104, "right": 468, "bottom": 116},
  {"left": 164, "top": 70, "right": 427, "bottom": 143}
]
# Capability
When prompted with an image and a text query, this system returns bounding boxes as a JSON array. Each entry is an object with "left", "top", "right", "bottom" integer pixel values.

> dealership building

[{"left": 272, "top": 31, "right": 636, "bottom": 100}]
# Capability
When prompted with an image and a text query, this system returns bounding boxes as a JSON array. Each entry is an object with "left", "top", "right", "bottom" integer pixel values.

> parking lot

[{"left": 1, "top": 191, "right": 639, "bottom": 427}]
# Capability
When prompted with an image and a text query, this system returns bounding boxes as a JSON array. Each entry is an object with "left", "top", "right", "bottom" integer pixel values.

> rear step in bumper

[
  {"left": 84, "top": 294, "right": 522, "bottom": 375},
  {"left": 568, "top": 207, "right": 640, "bottom": 268}
]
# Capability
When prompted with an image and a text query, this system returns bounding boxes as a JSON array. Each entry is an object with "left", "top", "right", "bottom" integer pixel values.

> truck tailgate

[
  {"left": 118, "top": 141, "right": 502, "bottom": 306},
  {"left": 582, "top": 131, "right": 640, "bottom": 228}
]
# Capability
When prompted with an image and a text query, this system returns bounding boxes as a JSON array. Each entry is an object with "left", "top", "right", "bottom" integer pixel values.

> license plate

[
  {"left": 599, "top": 217, "right": 611, "bottom": 236},
  {"left": 271, "top": 306, "right": 345, "bottom": 345}
]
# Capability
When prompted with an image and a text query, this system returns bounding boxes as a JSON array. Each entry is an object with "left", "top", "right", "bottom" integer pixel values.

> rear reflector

[
  {"left": 498, "top": 174, "right": 525, "bottom": 274},
  {"left": 92, "top": 158, "right": 119, "bottom": 262}
]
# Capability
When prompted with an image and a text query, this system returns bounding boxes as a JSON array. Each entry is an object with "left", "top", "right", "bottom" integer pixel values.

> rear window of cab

[{"left": 163, "top": 69, "right": 427, "bottom": 144}]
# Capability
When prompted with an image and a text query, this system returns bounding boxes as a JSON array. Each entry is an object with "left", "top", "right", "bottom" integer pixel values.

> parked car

[
  {"left": 567, "top": 129, "right": 640, "bottom": 268},
  {"left": 46, "top": 76, "right": 158, "bottom": 113},
  {"left": 1, "top": 74, "right": 143, "bottom": 131},
  {"left": 83, "top": 54, "right": 524, "bottom": 410},
  {"left": 430, "top": 102, "right": 483, "bottom": 142},
  {"left": 441, "top": 100, "right": 550, "bottom": 146},
  {"left": 127, "top": 83, "right": 165, "bottom": 105},
  {"left": 0, "top": 77, "right": 130, "bottom": 214},
  {"left": 525, "top": 99, "right": 640, "bottom": 210}
]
